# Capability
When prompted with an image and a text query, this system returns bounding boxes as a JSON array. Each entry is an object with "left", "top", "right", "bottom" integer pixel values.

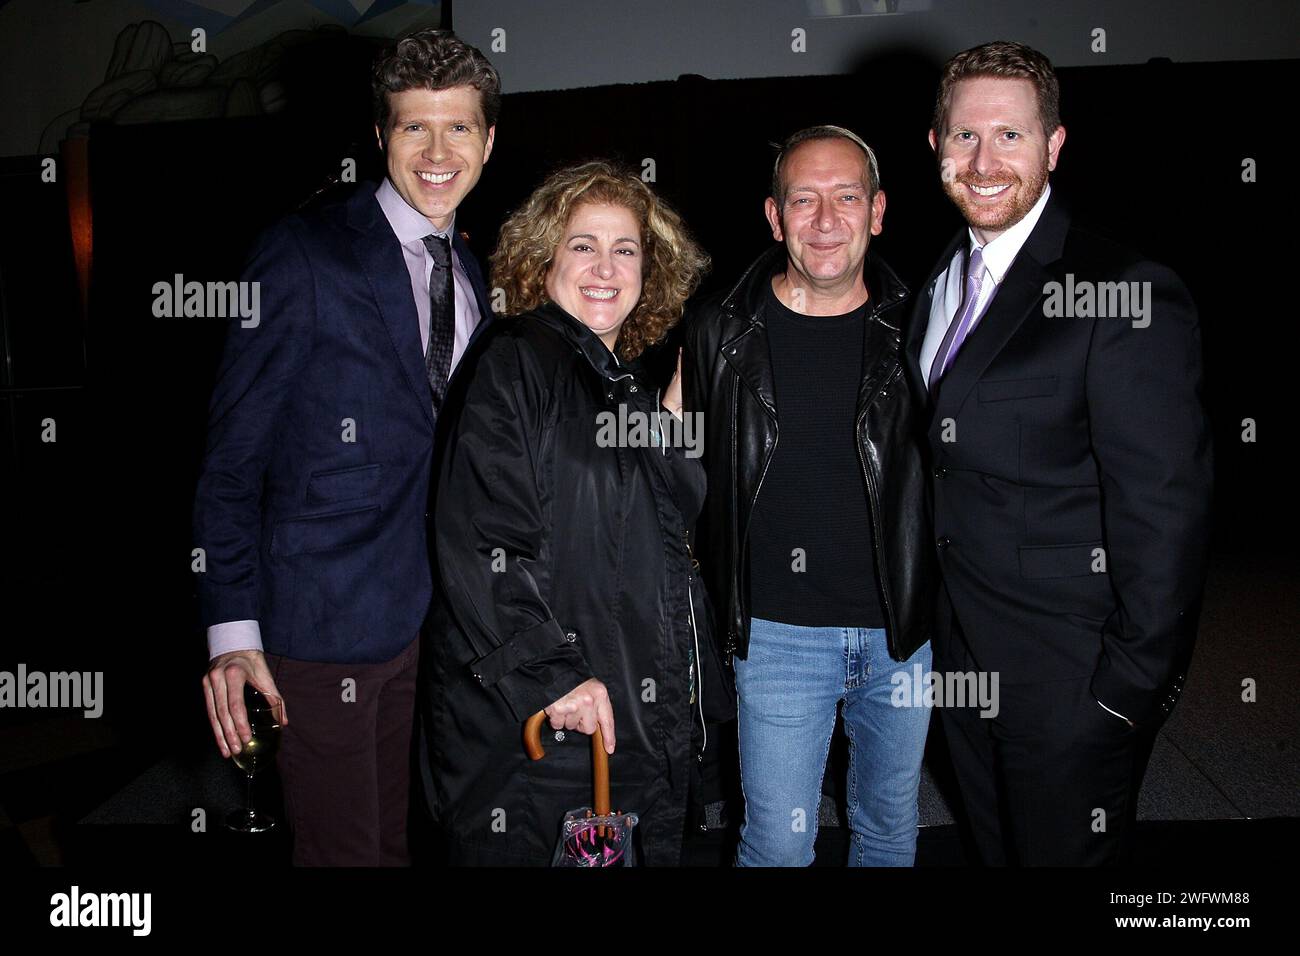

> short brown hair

[
  {"left": 373, "top": 29, "right": 501, "bottom": 142},
  {"left": 771, "top": 125, "right": 881, "bottom": 207},
  {"left": 932, "top": 40, "right": 1061, "bottom": 138},
  {"left": 490, "top": 161, "right": 710, "bottom": 361}
]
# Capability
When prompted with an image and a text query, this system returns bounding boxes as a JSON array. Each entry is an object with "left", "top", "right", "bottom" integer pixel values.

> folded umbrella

[{"left": 523, "top": 711, "right": 639, "bottom": 867}]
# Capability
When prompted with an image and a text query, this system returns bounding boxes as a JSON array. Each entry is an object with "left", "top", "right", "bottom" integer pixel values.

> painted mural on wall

[{"left": 36, "top": 0, "right": 441, "bottom": 154}]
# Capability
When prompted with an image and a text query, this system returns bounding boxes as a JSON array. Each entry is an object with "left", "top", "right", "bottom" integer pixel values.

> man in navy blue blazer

[{"left": 194, "top": 30, "right": 498, "bottom": 865}]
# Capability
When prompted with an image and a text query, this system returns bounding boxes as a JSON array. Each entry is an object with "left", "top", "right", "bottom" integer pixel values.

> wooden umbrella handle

[
  {"left": 523, "top": 710, "right": 611, "bottom": 818},
  {"left": 591, "top": 726, "right": 610, "bottom": 818},
  {"left": 523, "top": 711, "right": 547, "bottom": 760}
]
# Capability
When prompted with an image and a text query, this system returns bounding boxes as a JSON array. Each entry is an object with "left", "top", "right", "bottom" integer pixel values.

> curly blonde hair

[{"left": 490, "top": 161, "right": 710, "bottom": 361}]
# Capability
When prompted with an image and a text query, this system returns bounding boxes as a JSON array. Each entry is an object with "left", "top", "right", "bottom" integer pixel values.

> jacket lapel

[
  {"left": 904, "top": 230, "right": 965, "bottom": 406},
  {"left": 714, "top": 247, "right": 782, "bottom": 419},
  {"left": 453, "top": 230, "right": 495, "bottom": 358},
  {"left": 858, "top": 319, "right": 901, "bottom": 419},
  {"left": 856, "top": 254, "right": 910, "bottom": 418},
  {"left": 930, "top": 193, "right": 1071, "bottom": 424},
  {"left": 721, "top": 321, "right": 777, "bottom": 418},
  {"left": 346, "top": 188, "right": 435, "bottom": 429}
]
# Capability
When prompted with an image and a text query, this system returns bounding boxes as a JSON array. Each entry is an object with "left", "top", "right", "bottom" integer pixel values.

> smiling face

[
  {"left": 376, "top": 84, "right": 494, "bottom": 232},
  {"left": 929, "top": 75, "right": 1065, "bottom": 244},
  {"left": 544, "top": 203, "right": 643, "bottom": 351},
  {"left": 764, "top": 138, "right": 885, "bottom": 298}
]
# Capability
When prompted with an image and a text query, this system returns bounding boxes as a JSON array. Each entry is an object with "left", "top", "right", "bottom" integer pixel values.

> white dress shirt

[{"left": 920, "top": 184, "right": 1052, "bottom": 384}]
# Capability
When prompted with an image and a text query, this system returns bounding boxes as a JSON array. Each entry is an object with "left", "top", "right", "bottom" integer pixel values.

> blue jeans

[{"left": 734, "top": 618, "right": 932, "bottom": 866}]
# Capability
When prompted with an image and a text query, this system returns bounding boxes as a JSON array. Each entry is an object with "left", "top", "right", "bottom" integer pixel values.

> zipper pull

[{"left": 683, "top": 529, "right": 700, "bottom": 570}]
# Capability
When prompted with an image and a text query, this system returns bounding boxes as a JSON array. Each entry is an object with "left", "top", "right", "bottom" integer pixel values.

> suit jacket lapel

[
  {"left": 930, "top": 193, "right": 1071, "bottom": 424},
  {"left": 347, "top": 189, "right": 436, "bottom": 429},
  {"left": 905, "top": 229, "right": 965, "bottom": 406},
  {"left": 452, "top": 230, "right": 495, "bottom": 357}
]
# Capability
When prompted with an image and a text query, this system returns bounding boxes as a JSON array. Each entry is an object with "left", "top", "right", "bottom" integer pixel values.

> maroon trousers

[{"left": 267, "top": 636, "right": 419, "bottom": 866}]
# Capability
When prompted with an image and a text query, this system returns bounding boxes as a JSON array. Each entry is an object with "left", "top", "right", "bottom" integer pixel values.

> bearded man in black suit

[{"left": 905, "top": 41, "right": 1213, "bottom": 866}]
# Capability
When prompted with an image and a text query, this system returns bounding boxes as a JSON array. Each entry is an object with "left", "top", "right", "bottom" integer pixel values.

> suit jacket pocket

[
  {"left": 271, "top": 505, "right": 381, "bottom": 557},
  {"left": 1018, "top": 541, "right": 1105, "bottom": 579},
  {"left": 307, "top": 463, "right": 381, "bottom": 504},
  {"left": 978, "top": 376, "right": 1058, "bottom": 402}
]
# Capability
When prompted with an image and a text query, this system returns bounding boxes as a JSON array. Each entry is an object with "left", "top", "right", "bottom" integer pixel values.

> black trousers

[{"left": 937, "top": 639, "right": 1160, "bottom": 866}]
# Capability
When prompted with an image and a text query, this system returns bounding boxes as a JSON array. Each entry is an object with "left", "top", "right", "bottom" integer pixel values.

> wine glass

[{"left": 225, "top": 685, "right": 282, "bottom": 833}]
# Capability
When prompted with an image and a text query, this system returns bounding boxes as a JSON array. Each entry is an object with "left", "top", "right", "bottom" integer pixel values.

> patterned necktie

[
  {"left": 928, "top": 245, "right": 987, "bottom": 392},
  {"left": 421, "top": 233, "right": 455, "bottom": 415}
]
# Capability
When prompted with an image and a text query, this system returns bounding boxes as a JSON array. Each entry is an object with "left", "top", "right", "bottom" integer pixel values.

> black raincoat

[{"left": 425, "top": 301, "right": 708, "bottom": 865}]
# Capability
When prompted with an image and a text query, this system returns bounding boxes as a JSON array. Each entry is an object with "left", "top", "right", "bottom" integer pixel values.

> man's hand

[
  {"left": 544, "top": 678, "right": 615, "bottom": 754},
  {"left": 202, "top": 650, "right": 287, "bottom": 758}
]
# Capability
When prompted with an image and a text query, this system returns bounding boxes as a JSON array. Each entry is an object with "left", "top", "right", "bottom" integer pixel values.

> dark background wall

[
  {"left": 0, "top": 24, "right": 1295, "bottom": 781},
  {"left": 460, "top": 0, "right": 1300, "bottom": 91},
  {"left": 6, "top": 0, "right": 1298, "bottom": 159}
]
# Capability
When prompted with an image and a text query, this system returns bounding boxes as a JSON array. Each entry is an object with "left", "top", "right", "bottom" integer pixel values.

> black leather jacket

[{"left": 682, "top": 245, "right": 935, "bottom": 662}]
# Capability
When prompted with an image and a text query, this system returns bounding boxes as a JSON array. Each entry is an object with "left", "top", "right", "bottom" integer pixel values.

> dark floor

[{"left": 1, "top": 551, "right": 1296, "bottom": 867}]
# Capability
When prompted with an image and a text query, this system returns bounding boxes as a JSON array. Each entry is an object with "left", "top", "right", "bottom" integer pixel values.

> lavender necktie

[{"left": 928, "top": 245, "right": 988, "bottom": 392}]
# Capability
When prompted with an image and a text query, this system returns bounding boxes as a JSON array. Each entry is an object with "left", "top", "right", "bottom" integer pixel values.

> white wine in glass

[{"left": 225, "top": 686, "right": 282, "bottom": 833}]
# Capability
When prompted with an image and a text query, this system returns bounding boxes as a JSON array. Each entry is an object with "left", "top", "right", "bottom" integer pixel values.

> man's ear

[
  {"left": 1046, "top": 124, "right": 1066, "bottom": 172},
  {"left": 374, "top": 123, "right": 385, "bottom": 152},
  {"left": 764, "top": 196, "right": 783, "bottom": 242},
  {"left": 482, "top": 125, "right": 496, "bottom": 164},
  {"left": 927, "top": 128, "right": 938, "bottom": 154}
]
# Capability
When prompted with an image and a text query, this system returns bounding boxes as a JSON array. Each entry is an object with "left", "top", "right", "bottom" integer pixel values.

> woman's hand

[
  {"left": 662, "top": 348, "right": 684, "bottom": 421},
  {"left": 545, "top": 678, "right": 616, "bottom": 754}
]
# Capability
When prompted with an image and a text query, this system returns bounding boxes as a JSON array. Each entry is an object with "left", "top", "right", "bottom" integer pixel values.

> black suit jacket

[{"left": 903, "top": 191, "right": 1213, "bottom": 726}]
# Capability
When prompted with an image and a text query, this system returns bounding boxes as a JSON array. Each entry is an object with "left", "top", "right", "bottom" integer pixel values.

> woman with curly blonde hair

[
  {"left": 427, "top": 160, "right": 719, "bottom": 865},
  {"left": 490, "top": 160, "right": 709, "bottom": 359}
]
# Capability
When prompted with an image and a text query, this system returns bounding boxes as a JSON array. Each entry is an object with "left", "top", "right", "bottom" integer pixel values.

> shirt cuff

[
  {"left": 208, "top": 620, "right": 264, "bottom": 660},
  {"left": 1096, "top": 697, "right": 1131, "bottom": 724}
]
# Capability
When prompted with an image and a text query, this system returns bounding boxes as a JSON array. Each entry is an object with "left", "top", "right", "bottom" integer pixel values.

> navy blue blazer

[{"left": 193, "top": 182, "right": 493, "bottom": 664}]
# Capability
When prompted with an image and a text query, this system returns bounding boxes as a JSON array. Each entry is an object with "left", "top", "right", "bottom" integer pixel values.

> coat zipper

[
  {"left": 686, "top": 537, "right": 707, "bottom": 761},
  {"left": 855, "top": 362, "right": 904, "bottom": 654},
  {"left": 736, "top": 383, "right": 778, "bottom": 659},
  {"left": 656, "top": 385, "right": 706, "bottom": 760}
]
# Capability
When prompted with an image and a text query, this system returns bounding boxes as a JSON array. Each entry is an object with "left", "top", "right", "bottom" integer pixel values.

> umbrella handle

[{"left": 523, "top": 711, "right": 611, "bottom": 818}]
